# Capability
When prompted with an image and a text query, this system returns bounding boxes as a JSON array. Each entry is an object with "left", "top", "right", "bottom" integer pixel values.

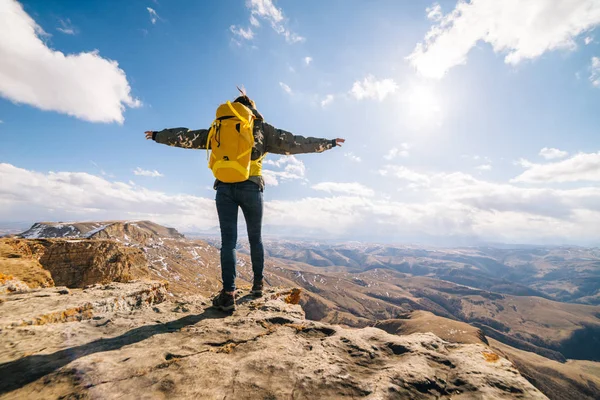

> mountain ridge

[
  {"left": 19, "top": 220, "right": 184, "bottom": 241},
  {"left": 2, "top": 220, "right": 599, "bottom": 399}
]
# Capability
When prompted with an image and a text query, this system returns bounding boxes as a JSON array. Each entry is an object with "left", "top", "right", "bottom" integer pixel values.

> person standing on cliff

[{"left": 145, "top": 89, "right": 344, "bottom": 311}]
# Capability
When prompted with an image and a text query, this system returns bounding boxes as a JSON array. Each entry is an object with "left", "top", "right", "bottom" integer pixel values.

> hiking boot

[
  {"left": 212, "top": 290, "right": 235, "bottom": 311},
  {"left": 251, "top": 280, "right": 264, "bottom": 297}
]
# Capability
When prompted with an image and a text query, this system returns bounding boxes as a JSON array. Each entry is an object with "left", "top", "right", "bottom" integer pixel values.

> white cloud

[
  {"left": 0, "top": 120, "right": 3, "bottom": 123},
  {"left": 0, "top": 0, "right": 140, "bottom": 123},
  {"left": 378, "top": 165, "right": 430, "bottom": 188},
  {"left": 2, "top": 163, "right": 600, "bottom": 244},
  {"left": 512, "top": 152, "right": 600, "bottom": 183},
  {"left": 429, "top": 172, "right": 600, "bottom": 221},
  {"left": 379, "top": 166, "right": 600, "bottom": 220},
  {"left": 133, "top": 167, "right": 164, "bottom": 178},
  {"left": 304, "top": 56, "right": 312, "bottom": 65},
  {"left": 266, "top": 170, "right": 600, "bottom": 243},
  {"left": 279, "top": 82, "right": 292, "bottom": 94},
  {"left": 147, "top": 7, "right": 159, "bottom": 24},
  {"left": 282, "top": 32, "right": 305, "bottom": 44},
  {"left": 312, "top": 182, "right": 375, "bottom": 197},
  {"left": 263, "top": 155, "right": 306, "bottom": 185},
  {"left": 0, "top": 163, "right": 217, "bottom": 231},
  {"left": 261, "top": 170, "right": 279, "bottom": 186},
  {"left": 90, "top": 161, "right": 114, "bottom": 178},
  {"left": 514, "top": 158, "right": 534, "bottom": 168},
  {"left": 350, "top": 75, "right": 398, "bottom": 101},
  {"left": 248, "top": 0, "right": 283, "bottom": 22},
  {"left": 475, "top": 164, "right": 492, "bottom": 171},
  {"left": 539, "top": 147, "right": 568, "bottom": 160},
  {"left": 408, "top": 0, "right": 600, "bottom": 79},
  {"left": 56, "top": 18, "right": 76, "bottom": 35},
  {"left": 591, "top": 56, "right": 600, "bottom": 87},
  {"left": 585, "top": 36, "right": 594, "bottom": 45},
  {"left": 384, "top": 144, "right": 410, "bottom": 160},
  {"left": 246, "top": 0, "right": 305, "bottom": 43},
  {"left": 249, "top": 15, "right": 261, "bottom": 27},
  {"left": 426, "top": 3, "right": 443, "bottom": 21},
  {"left": 264, "top": 157, "right": 293, "bottom": 168},
  {"left": 320, "top": 94, "right": 334, "bottom": 107},
  {"left": 344, "top": 152, "right": 362, "bottom": 162},
  {"left": 230, "top": 25, "right": 254, "bottom": 40}
]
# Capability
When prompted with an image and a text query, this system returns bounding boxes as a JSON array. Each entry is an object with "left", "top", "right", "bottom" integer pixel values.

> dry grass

[
  {"left": 376, "top": 311, "right": 488, "bottom": 346},
  {"left": 0, "top": 240, "right": 54, "bottom": 288},
  {"left": 285, "top": 288, "right": 302, "bottom": 305},
  {"left": 482, "top": 351, "right": 500, "bottom": 362},
  {"left": 490, "top": 338, "right": 600, "bottom": 400},
  {"left": 0, "top": 272, "right": 15, "bottom": 284},
  {"left": 21, "top": 304, "right": 95, "bottom": 326},
  {"left": 285, "top": 323, "right": 309, "bottom": 332},
  {"left": 216, "top": 343, "right": 238, "bottom": 354}
]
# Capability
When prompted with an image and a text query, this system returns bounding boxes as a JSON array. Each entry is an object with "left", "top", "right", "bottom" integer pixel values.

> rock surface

[
  {"left": 376, "top": 311, "right": 600, "bottom": 400},
  {"left": 4, "top": 221, "right": 235, "bottom": 295},
  {"left": 4, "top": 220, "right": 596, "bottom": 398},
  {"left": 39, "top": 240, "right": 149, "bottom": 288},
  {"left": 0, "top": 273, "right": 30, "bottom": 295},
  {"left": 0, "top": 281, "right": 547, "bottom": 399},
  {"left": 0, "top": 240, "right": 54, "bottom": 289},
  {"left": 0, "top": 238, "right": 150, "bottom": 289}
]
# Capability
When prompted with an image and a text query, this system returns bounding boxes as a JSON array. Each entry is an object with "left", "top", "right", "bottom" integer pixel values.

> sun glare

[{"left": 406, "top": 84, "right": 443, "bottom": 125}]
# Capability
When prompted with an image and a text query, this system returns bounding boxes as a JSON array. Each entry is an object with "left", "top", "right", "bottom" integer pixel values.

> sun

[{"left": 406, "top": 84, "right": 443, "bottom": 125}]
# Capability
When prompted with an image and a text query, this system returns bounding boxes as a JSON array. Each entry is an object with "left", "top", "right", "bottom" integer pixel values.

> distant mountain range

[
  {"left": 2, "top": 220, "right": 599, "bottom": 399},
  {"left": 199, "top": 238, "right": 599, "bottom": 306}
]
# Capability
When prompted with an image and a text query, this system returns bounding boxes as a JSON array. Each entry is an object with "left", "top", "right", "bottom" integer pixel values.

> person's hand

[
  {"left": 144, "top": 131, "right": 154, "bottom": 140},
  {"left": 335, "top": 138, "right": 345, "bottom": 147}
]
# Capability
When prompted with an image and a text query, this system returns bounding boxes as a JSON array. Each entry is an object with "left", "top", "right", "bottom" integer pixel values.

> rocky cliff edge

[{"left": 0, "top": 280, "right": 546, "bottom": 399}]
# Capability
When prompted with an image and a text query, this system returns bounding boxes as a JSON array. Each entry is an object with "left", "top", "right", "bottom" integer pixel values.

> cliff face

[
  {"left": 0, "top": 237, "right": 150, "bottom": 289},
  {"left": 0, "top": 239, "right": 54, "bottom": 289},
  {"left": 39, "top": 240, "right": 149, "bottom": 288},
  {"left": 0, "top": 281, "right": 547, "bottom": 399},
  {"left": 8, "top": 221, "right": 224, "bottom": 295},
  {"left": 2, "top": 221, "right": 203, "bottom": 291}
]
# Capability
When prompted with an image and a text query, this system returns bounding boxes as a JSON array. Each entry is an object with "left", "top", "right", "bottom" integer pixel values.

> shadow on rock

[{"left": 0, "top": 308, "right": 225, "bottom": 395}]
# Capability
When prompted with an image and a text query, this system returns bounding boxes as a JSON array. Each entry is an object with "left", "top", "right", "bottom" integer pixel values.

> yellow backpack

[{"left": 207, "top": 101, "right": 255, "bottom": 183}]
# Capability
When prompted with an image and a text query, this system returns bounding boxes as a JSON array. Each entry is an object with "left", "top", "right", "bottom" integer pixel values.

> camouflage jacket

[{"left": 152, "top": 119, "right": 336, "bottom": 190}]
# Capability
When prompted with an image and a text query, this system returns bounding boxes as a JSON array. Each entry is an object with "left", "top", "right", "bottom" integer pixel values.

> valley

[{"left": 2, "top": 221, "right": 599, "bottom": 399}]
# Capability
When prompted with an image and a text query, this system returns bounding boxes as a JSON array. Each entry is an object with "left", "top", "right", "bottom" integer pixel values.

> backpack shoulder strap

[
  {"left": 226, "top": 101, "right": 252, "bottom": 128},
  {"left": 206, "top": 120, "right": 217, "bottom": 160}
]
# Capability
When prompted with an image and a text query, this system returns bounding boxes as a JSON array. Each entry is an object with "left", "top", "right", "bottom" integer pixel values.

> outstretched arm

[
  {"left": 263, "top": 122, "right": 344, "bottom": 155},
  {"left": 145, "top": 128, "right": 210, "bottom": 149}
]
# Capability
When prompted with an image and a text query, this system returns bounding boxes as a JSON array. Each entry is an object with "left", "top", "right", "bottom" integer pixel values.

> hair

[{"left": 233, "top": 95, "right": 256, "bottom": 109}]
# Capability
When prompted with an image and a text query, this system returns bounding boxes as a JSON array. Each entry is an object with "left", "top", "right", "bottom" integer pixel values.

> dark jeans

[{"left": 215, "top": 180, "right": 264, "bottom": 292}]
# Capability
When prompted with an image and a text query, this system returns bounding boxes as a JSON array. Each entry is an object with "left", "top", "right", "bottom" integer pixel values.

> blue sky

[{"left": 1, "top": 0, "right": 599, "bottom": 245}]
